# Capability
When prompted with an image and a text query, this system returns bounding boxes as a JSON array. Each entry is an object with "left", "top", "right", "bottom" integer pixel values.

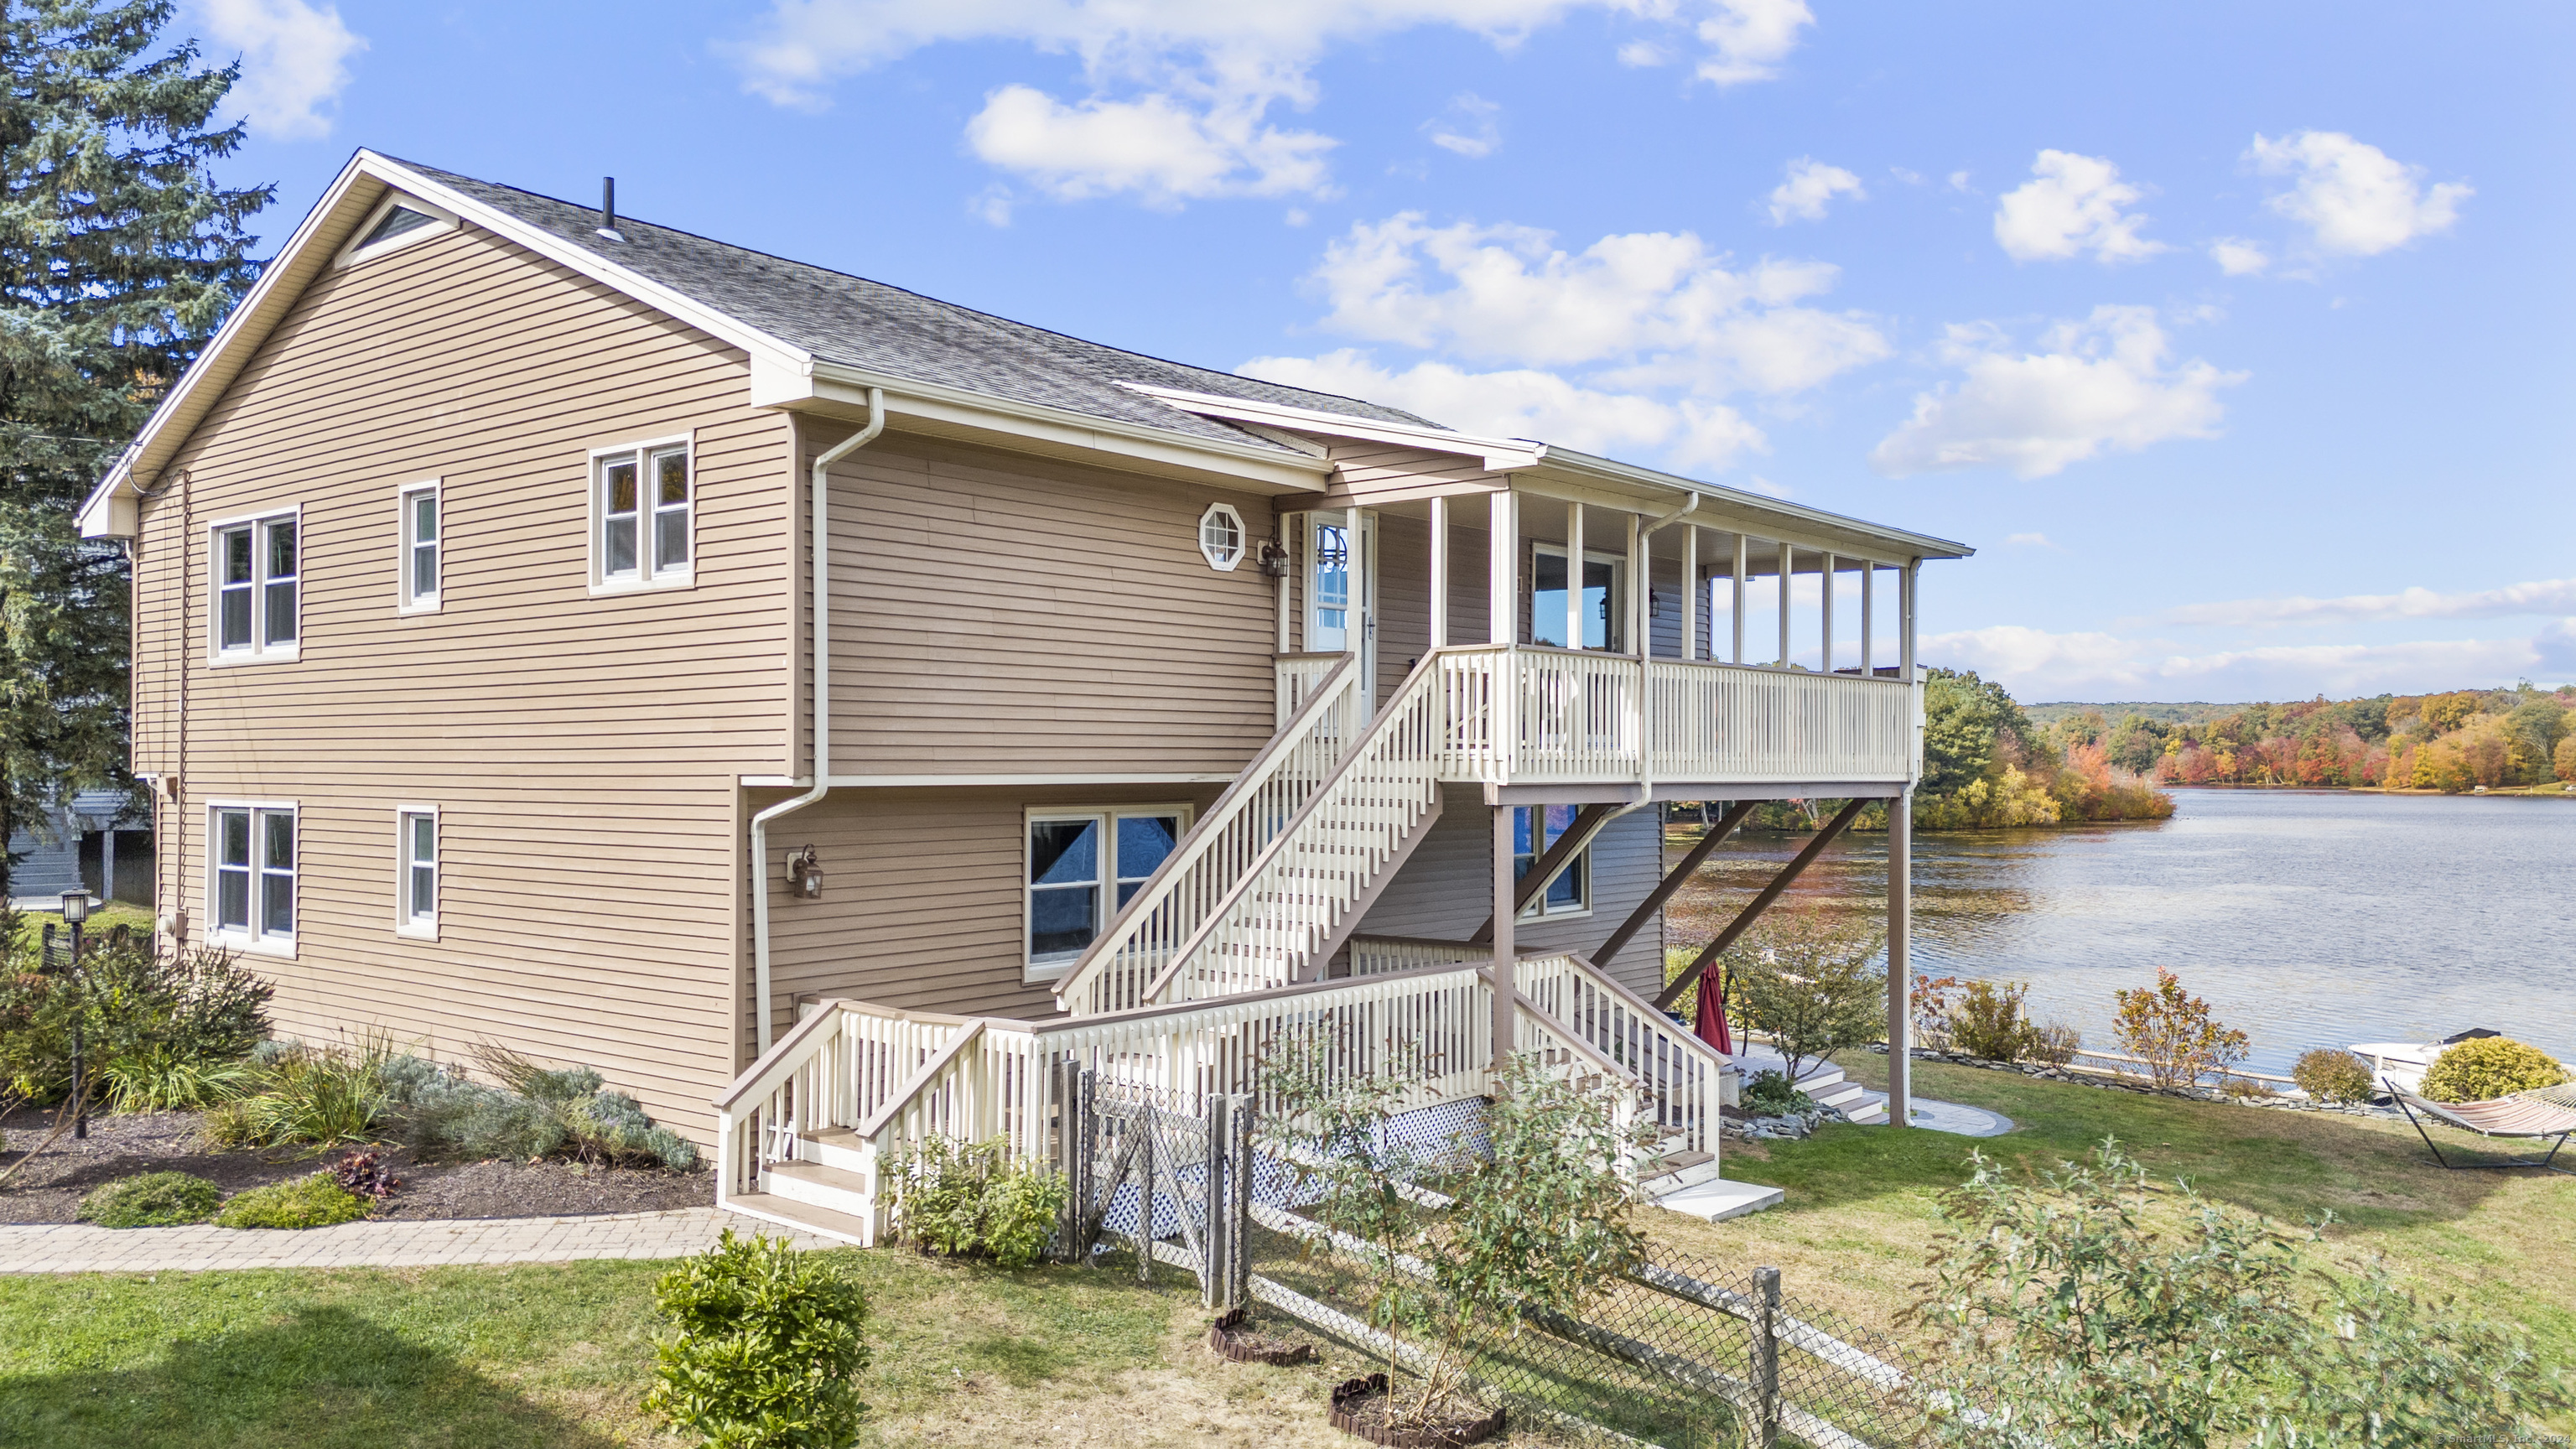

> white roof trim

[{"left": 1118, "top": 382, "right": 1547, "bottom": 472}]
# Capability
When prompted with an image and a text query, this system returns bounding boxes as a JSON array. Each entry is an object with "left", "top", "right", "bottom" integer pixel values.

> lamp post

[{"left": 58, "top": 891, "right": 87, "bottom": 1140}]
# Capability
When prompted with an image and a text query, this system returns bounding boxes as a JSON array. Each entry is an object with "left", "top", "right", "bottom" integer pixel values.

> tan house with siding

[{"left": 81, "top": 152, "right": 1967, "bottom": 1238}]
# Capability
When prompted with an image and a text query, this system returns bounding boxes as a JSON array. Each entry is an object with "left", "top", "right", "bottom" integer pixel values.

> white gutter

[{"left": 750, "top": 387, "right": 883, "bottom": 1054}]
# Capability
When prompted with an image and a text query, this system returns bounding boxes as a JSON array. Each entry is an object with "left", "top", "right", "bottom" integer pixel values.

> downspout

[{"left": 750, "top": 387, "right": 884, "bottom": 1055}]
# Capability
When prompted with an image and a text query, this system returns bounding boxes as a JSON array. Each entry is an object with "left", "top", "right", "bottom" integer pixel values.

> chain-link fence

[{"left": 1056, "top": 1070, "right": 1925, "bottom": 1448}]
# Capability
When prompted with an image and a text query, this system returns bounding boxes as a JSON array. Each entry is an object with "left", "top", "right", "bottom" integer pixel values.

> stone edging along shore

[
  {"left": 0, "top": 1207, "right": 834, "bottom": 1275},
  {"left": 1867, "top": 1044, "right": 2404, "bottom": 1121}
]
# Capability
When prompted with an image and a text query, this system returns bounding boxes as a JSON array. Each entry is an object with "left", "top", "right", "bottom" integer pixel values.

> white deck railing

[
  {"left": 1519, "top": 953, "right": 1729, "bottom": 1158},
  {"left": 1507, "top": 646, "right": 1916, "bottom": 785},
  {"left": 1054, "top": 655, "right": 1364, "bottom": 1017},
  {"left": 715, "top": 953, "right": 1690, "bottom": 1240}
]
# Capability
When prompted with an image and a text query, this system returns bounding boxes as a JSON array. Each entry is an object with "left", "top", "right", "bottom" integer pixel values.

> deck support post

[
  {"left": 1654, "top": 797, "right": 1867, "bottom": 1013},
  {"left": 1888, "top": 789, "right": 1913, "bottom": 1130},
  {"left": 1732, "top": 535, "right": 1748, "bottom": 663},
  {"left": 1681, "top": 527, "right": 1698, "bottom": 660},
  {"left": 1777, "top": 543, "right": 1793, "bottom": 667},
  {"left": 1820, "top": 552, "right": 1835, "bottom": 675},
  {"left": 1860, "top": 564, "right": 1874, "bottom": 676},
  {"left": 1427, "top": 495, "right": 1447, "bottom": 650},
  {"left": 1591, "top": 799, "right": 1758, "bottom": 973},
  {"left": 1491, "top": 803, "right": 1516, "bottom": 1074},
  {"left": 1564, "top": 503, "right": 1584, "bottom": 651}
]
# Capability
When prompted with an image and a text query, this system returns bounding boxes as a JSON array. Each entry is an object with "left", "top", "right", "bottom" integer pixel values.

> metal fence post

[
  {"left": 1201, "top": 1093, "right": 1228, "bottom": 1310},
  {"left": 1753, "top": 1265, "right": 1782, "bottom": 1449},
  {"left": 1228, "top": 1093, "right": 1253, "bottom": 1311},
  {"left": 1135, "top": 1109, "right": 1155, "bottom": 1285}
]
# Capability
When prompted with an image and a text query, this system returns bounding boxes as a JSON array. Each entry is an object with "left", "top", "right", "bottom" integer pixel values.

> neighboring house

[
  {"left": 79, "top": 152, "right": 1968, "bottom": 1235},
  {"left": 5, "top": 790, "right": 146, "bottom": 909}
]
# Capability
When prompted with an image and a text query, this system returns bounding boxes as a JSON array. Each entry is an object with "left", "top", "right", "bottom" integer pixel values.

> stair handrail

[
  {"left": 1052, "top": 654, "right": 1363, "bottom": 1016},
  {"left": 1556, "top": 953, "right": 1730, "bottom": 1072},
  {"left": 1139, "top": 646, "right": 1501, "bottom": 1005},
  {"left": 713, "top": 999, "right": 970, "bottom": 1111}
]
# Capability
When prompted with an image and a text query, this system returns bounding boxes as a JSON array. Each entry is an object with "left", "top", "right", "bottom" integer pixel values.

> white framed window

[
  {"left": 589, "top": 435, "right": 693, "bottom": 593},
  {"left": 398, "top": 480, "right": 440, "bottom": 611},
  {"left": 1512, "top": 805, "right": 1591, "bottom": 919},
  {"left": 208, "top": 801, "right": 297, "bottom": 954},
  {"left": 396, "top": 806, "right": 439, "bottom": 938},
  {"left": 1530, "top": 543, "right": 1626, "bottom": 652},
  {"left": 334, "top": 192, "right": 460, "bottom": 268},
  {"left": 1198, "top": 501, "right": 1246, "bottom": 571},
  {"left": 209, "top": 509, "right": 300, "bottom": 664},
  {"left": 1025, "top": 805, "right": 1192, "bottom": 979}
]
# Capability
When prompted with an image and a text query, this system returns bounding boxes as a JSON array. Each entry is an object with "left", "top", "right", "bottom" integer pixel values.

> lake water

[{"left": 1666, "top": 790, "right": 2576, "bottom": 1076}]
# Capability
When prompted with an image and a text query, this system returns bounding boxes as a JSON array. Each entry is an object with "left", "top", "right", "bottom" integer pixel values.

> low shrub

[
  {"left": 2421, "top": 1037, "right": 2570, "bottom": 1104},
  {"left": 213, "top": 1173, "right": 371, "bottom": 1229},
  {"left": 78, "top": 1171, "right": 222, "bottom": 1228},
  {"left": 2293, "top": 1048, "right": 2376, "bottom": 1104},
  {"left": 886, "top": 1135, "right": 1069, "bottom": 1268},
  {"left": 205, "top": 1036, "right": 394, "bottom": 1149},
  {"left": 1740, "top": 1069, "right": 1817, "bottom": 1118},
  {"left": 2030, "top": 1021, "right": 2081, "bottom": 1067},
  {"left": 1949, "top": 980, "right": 2040, "bottom": 1062},
  {"left": 644, "top": 1228, "right": 870, "bottom": 1448},
  {"left": 101, "top": 1045, "right": 262, "bottom": 1113},
  {"left": 1, "top": 938, "right": 270, "bottom": 1114},
  {"left": 387, "top": 1045, "right": 699, "bottom": 1170}
]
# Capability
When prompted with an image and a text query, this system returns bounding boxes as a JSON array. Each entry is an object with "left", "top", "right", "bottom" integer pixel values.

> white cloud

[
  {"left": 1305, "top": 212, "right": 1888, "bottom": 392},
  {"left": 2003, "top": 532, "right": 2061, "bottom": 549},
  {"left": 1922, "top": 624, "right": 2558, "bottom": 700},
  {"left": 1426, "top": 93, "right": 1502, "bottom": 158},
  {"left": 965, "top": 84, "right": 1334, "bottom": 205},
  {"left": 726, "top": 2, "right": 1811, "bottom": 205},
  {"left": 1765, "top": 157, "right": 1864, "bottom": 225},
  {"left": 1870, "top": 305, "right": 2245, "bottom": 479},
  {"left": 1992, "top": 150, "right": 2166, "bottom": 263},
  {"left": 1692, "top": 0, "right": 1813, "bottom": 86},
  {"left": 2246, "top": 130, "right": 2470, "bottom": 257},
  {"left": 201, "top": 0, "right": 364, "bottom": 140},
  {"left": 1945, "top": 170, "right": 1973, "bottom": 192},
  {"left": 1617, "top": 39, "right": 1669, "bottom": 65},
  {"left": 2207, "top": 237, "right": 2269, "bottom": 277},
  {"left": 2164, "top": 578, "right": 2576, "bottom": 629},
  {"left": 1239, "top": 350, "right": 1767, "bottom": 470}
]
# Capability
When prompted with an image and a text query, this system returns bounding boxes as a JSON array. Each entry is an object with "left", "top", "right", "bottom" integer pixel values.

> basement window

[
  {"left": 1512, "top": 804, "right": 1590, "bottom": 919},
  {"left": 1025, "top": 806, "right": 1192, "bottom": 979}
]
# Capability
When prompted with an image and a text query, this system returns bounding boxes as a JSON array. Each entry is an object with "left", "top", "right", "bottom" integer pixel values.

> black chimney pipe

[{"left": 597, "top": 178, "right": 622, "bottom": 242}]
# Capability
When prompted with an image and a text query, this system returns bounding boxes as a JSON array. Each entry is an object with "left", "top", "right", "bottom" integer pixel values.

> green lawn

[
  {"left": 0, "top": 1249, "right": 1377, "bottom": 1449},
  {"left": 6, "top": 900, "right": 155, "bottom": 958},
  {"left": 1649, "top": 1054, "right": 2576, "bottom": 1402}
]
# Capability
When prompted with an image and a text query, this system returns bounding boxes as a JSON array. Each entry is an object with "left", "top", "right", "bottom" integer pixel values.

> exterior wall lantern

[{"left": 786, "top": 845, "right": 823, "bottom": 900}]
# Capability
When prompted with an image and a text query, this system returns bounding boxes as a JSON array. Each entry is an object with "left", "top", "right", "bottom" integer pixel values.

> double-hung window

[
  {"left": 211, "top": 512, "right": 299, "bottom": 662},
  {"left": 1026, "top": 806, "right": 1191, "bottom": 977},
  {"left": 1512, "top": 804, "right": 1590, "bottom": 918},
  {"left": 397, "top": 807, "right": 438, "bottom": 937},
  {"left": 399, "top": 481, "right": 440, "bottom": 611},
  {"left": 591, "top": 437, "right": 693, "bottom": 591},
  {"left": 210, "top": 802, "right": 297, "bottom": 951}
]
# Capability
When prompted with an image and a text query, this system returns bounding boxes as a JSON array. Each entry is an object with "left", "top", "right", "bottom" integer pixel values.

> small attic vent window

[{"left": 361, "top": 205, "right": 437, "bottom": 249}]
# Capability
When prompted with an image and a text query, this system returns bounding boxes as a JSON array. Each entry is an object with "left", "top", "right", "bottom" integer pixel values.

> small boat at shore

[{"left": 2349, "top": 1028, "right": 2502, "bottom": 1096}]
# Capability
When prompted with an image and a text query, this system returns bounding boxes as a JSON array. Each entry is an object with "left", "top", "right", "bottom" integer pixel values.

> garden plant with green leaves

[
  {"left": 1903, "top": 1140, "right": 2569, "bottom": 1446},
  {"left": 643, "top": 1228, "right": 871, "bottom": 1449},
  {"left": 1721, "top": 906, "right": 1887, "bottom": 1083}
]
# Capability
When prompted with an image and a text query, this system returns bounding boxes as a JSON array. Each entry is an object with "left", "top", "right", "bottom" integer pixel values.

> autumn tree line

[{"left": 2059, "top": 685, "right": 2576, "bottom": 793}]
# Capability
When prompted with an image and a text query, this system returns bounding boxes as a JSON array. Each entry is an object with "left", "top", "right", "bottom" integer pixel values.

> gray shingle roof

[{"left": 401, "top": 161, "right": 1446, "bottom": 456}]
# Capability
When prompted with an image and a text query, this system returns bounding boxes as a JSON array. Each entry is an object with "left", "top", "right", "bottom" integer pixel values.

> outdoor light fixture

[
  {"left": 787, "top": 845, "right": 823, "bottom": 900},
  {"left": 59, "top": 890, "right": 87, "bottom": 926},
  {"left": 1256, "top": 538, "right": 1291, "bottom": 577}
]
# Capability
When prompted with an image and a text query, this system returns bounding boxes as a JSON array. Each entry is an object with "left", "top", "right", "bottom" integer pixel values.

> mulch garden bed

[
  {"left": 0, "top": 1106, "right": 711, "bottom": 1224},
  {"left": 1327, "top": 1373, "right": 1504, "bottom": 1447}
]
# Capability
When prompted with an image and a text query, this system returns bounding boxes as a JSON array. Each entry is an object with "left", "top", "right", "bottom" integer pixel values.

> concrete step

[
  {"left": 764, "top": 1159, "right": 874, "bottom": 1222},
  {"left": 725, "top": 1189, "right": 875, "bottom": 1247},
  {"left": 1647, "top": 1176, "right": 1785, "bottom": 1222}
]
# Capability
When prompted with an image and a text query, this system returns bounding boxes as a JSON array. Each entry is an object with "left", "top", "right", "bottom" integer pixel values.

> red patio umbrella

[{"left": 1694, "top": 966, "right": 1733, "bottom": 1055}]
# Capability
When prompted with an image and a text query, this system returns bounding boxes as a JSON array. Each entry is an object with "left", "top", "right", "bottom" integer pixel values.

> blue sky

[{"left": 192, "top": 0, "right": 2574, "bottom": 703}]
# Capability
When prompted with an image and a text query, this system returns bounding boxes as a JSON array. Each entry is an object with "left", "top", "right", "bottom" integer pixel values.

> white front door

[{"left": 1307, "top": 512, "right": 1376, "bottom": 712}]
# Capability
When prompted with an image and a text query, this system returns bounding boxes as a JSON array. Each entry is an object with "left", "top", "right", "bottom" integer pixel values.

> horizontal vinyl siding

[
  {"left": 818, "top": 434, "right": 1281, "bottom": 777},
  {"left": 130, "top": 219, "right": 792, "bottom": 1140},
  {"left": 1354, "top": 787, "right": 1666, "bottom": 1000},
  {"left": 756, "top": 784, "right": 1223, "bottom": 1035}
]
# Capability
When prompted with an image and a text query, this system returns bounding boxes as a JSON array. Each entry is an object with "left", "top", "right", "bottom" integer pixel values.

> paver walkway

[{"left": 0, "top": 1208, "right": 834, "bottom": 1274}]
